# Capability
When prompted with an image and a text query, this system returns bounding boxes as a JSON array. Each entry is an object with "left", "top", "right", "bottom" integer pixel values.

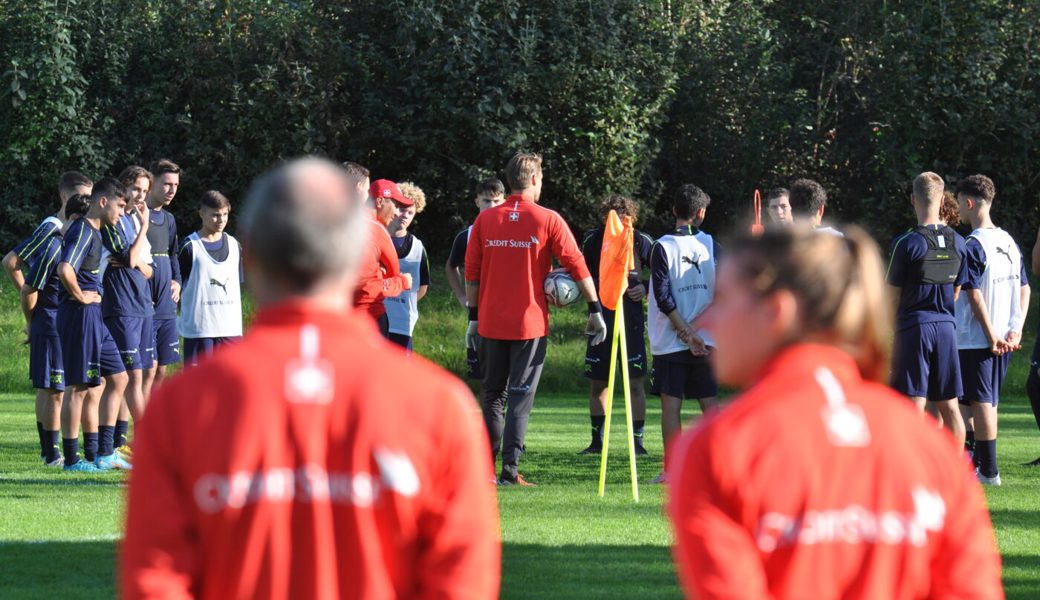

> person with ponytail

[{"left": 667, "top": 226, "right": 1003, "bottom": 600}]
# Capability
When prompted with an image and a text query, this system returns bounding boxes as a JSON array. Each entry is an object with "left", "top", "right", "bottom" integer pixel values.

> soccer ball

[{"left": 544, "top": 269, "right": 580, "bottom": 307}]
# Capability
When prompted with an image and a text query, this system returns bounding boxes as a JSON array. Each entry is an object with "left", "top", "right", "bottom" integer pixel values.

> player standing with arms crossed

[
  {"left": 123, "top": 158, "right": 499, "bottom": 599},
  {"left": 954, "top": 174, "right": 1030, "bottom": 485},
  {"left": 668, "top": 227, "right": 1004, "bottom": 600},
  {"left": 886, "top": 172, "right": 967, "bottom": 447},
  {"left": 143, "top": 159, "right": 182, "bottom": 396},
  {"left": 465, "top": 152, "right": 607, "bottom": 486}
]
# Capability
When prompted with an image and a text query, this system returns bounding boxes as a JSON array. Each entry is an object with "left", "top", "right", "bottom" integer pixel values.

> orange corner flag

[
  {"left": 751, "top": 189, "right": 764, "bottom": 235},
  {"left": 599, "top": 209, "right": 634, "bottom": 311}
]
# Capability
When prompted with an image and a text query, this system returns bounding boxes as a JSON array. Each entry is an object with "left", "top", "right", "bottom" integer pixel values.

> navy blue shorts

[
  {"left": 152, "top": 317, "right": 180, "bottom": 366},
  {"left": 388, "top": 333, "right": 413, "bottom": 355},
  {"left": 959, "top": 348, "right": 1011, "bottom": 407},
  {"left": 29, "top": 333, "right": 64, "bottom": 391},
  {"left": 585, "top": 307, "right": 648, "bottom": 381},
  {"left": 105, "top": 316, "right": 154, "bottom": 371},
  {"left": 890, "top": 321, "right": 962, "bottom": 401},
  {"left": 650, "top": 354, "right": 717, "bottom": 399},
  {"left": 183, "top": 336, "right": 239, "bottom": 367},
  {"left": 466, "top": 340, "right": 483, "bottom": 380},
  {"left": 57, "top": 303, "right": 126, "bottom": 386}
]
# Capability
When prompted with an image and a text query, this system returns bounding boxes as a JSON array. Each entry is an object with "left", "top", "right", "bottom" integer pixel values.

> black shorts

[
  {"left": 650, "top": 352, "right": 717, "bottom": 399},
  {"left": 584, "top": 306, "right": 647, "bottom": 381}
]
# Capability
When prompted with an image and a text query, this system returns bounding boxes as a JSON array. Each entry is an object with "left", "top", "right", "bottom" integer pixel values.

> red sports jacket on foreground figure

[
  {"left": 123, "top": 302, "right": 500, "bottom": 600},
  {"left": 668, "top": 344, "right": 1003, "bottom": 600}
]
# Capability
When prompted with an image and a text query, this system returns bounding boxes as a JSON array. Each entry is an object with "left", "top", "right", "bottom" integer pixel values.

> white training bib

[
  {"left": 177, "top": 232, "right": 243, "bottom": 338},
  {"left": 384, "top": 235, "right": 425, "bottom": 336},
  {"left": 648, "top": 230, "right": 717, "bottom": 356},
  {"left": 955, "top": 227, "right": 1024, "bottom": 349}
]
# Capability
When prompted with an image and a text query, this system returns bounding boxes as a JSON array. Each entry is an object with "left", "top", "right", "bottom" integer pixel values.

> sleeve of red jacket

[
  {"left": 548, "top": 212, "right": 591, "bottom": 281},
  {"left": 122, "top": 382, "right": 200, "bottom": 600},
  {"left": 668, "top": 428, "right": 771, "bottom": 600},
  {"left": 414, "top": 378, "right": 501, "bottom": 599},
  {"left": 927, "top": 458, "right": 1005, "bottom": 600},
  {"left": 373, "top": 222, "right": 409, "bottom": 297}
]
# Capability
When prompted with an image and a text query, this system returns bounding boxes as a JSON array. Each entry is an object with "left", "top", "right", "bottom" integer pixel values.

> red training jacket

[
  {"left": 668, "top": 344, "right": 1003, "bottom": 600},
  {"left": 122, "top": 302, "right": 501, "bottom": 600},
  {"left": 354, "top": 214, "right": 410, "bottom": 320},
  {"left": 464, "top": 194, "right": 591, "bottom": 340}
]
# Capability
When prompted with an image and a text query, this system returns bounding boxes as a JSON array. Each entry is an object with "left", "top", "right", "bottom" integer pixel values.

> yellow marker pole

[
  {"left": 598, "top": 289, "right": 639, "bottom": 502},
  {"left": 597, "top": 302, "right": 623, "bottom": 497}
]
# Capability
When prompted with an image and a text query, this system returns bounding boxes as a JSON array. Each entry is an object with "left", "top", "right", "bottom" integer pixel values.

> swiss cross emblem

[
  {"left": 382, "top": 189, "right": 391, "bottom": 197},
  {"left": 509, "top": 212, "right": 519, "bottom": 222}
]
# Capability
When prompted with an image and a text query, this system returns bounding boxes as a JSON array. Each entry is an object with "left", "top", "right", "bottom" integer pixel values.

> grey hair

[{"left": 239, "top": 157, "right": 367, "bottom": 292}]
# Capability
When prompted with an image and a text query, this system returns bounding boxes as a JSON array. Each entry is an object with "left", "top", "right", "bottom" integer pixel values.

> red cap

[{"left": 369, "top": 179, "right": 412, "bottom": 206}]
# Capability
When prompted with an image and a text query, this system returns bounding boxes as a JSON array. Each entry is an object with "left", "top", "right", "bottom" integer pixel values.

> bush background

[{"left": 2, "top": 0, "right": 1039, "bottom": 251}]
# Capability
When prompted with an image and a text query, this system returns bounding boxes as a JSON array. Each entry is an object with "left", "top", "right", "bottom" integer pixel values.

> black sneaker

[
  {"left": 497, "top": 473, "right": 536, "bottom": 487},
  {"left": 578, "top": 443, "right": 602, "bottom": 455},
  {"left": 634, "top": 444, "right": 649, "bottom": 456},
  {"left": 1022, "top": 456, "right": 1040, "bottom": 467}
]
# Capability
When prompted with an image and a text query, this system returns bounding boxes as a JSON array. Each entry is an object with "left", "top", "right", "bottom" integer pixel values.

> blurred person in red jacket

[
  {"left": 123, "top": 157, "right": 500, "bottom": 600},
  {"left": 667, "top": 226, "right": 1003, "bottom": 600}
]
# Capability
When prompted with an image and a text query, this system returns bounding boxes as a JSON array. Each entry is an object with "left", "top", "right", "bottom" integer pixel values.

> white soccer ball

[{"left": 544, "top": 269, "right": 580, "bottom": 307}]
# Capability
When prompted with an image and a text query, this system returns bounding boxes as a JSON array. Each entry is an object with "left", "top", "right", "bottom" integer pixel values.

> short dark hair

[
  {"left": 765, "top": 188, "right": 789, "bottom": 203},
  {"left": 599, "top": 194, "right": 639, "bottom": 224},
  {"left": 150, "top": 159, "right": 181, "bottom": 177},
  {"left": 673, "top": 184, "right": 711, "bottom": 220},
  {"left": 200, "top": 190, "right": 231, "bottom": 210},
  {"left": 90, "top": 177, "right": 126, "bottom": 204},
  {"left": 341, "top": 161, "right": 370, "bottom": 184},
  {"left": 118, "top": 165, "right": 153, "bottom": 190},
  {"left": 64, "top": 194, "right": 91, "bottom": 220},
  {"left": 58, "top": 171, "right": 92, "bottom": 197},
  {"left": 788, "top": 179, "right": 827, "bottom": 217},
  {"left": 473, "top": 177, "right": 505, "bottom": 198},
  {"left": 955, "top": 174, "right": 996, "bottom": 203}
]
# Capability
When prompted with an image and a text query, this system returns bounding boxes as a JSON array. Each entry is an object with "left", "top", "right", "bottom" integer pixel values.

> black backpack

[{"left": 910, "top": 226, "right": 961, "bottom": 284}]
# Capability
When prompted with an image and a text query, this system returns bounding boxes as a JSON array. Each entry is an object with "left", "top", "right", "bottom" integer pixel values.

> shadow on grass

[
  {"left": 0, "top": 540, "right": 115, "bottom": 598},
  {"left": 502, "top": 542, "right": 681, "bottom": 600},
  {"left": 0, "top": 478, "right": 126, "bottom": 488},
  {"left": 1001, "top": 554, "right": 1040, "bottom": 600}
]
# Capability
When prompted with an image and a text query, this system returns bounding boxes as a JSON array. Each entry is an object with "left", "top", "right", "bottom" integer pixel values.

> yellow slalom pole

[
  {"left": 597, "top": 301, "right": 624, "bottom": 497},
  {"left": 616, "top": 297, "right": 639, "bottom": 502}
]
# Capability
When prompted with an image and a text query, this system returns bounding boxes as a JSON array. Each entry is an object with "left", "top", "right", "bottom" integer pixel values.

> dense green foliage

[{"left": 2, "top": 0, "right": 1038, "bottom": 251}]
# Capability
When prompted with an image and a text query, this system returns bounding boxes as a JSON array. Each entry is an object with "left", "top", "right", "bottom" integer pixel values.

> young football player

[
  {"left": 669, "top": 227, "right": 1003, "bottom": 600},
  {"left": 886, "top": 172, "right": 967, "bottom": 447},
  {"left": 446, "top": 178, "right": 505, "bottom": 383},
  {"left": 789, "top": 178, "right": 842, "bottom": 236},
  {"left": 646, "top": 184, "right": 720, "bottom": 483},
  {"left": 3, "top": 171, "right": 93, "bottom": 290},
  {"left": 578, "top": 195, "right": 654, "bottom": 456},
  {"left": 177, "top": 190, "right": 243, "bottom": 366},
  {"left": 143, "top": 159, "right": 183, "bottom": 398},
  {"left": 18, "top": 194, "right": 91, "bottom": 466},
  {"left": 56, "top": 178, "right": 134, "bottom": 471},
  {"left": 384, "top": 181, "right": 431, "bottom": 353},
  {"left": 765, "top": 187, "right": 792, "bottom": 228},
  {"left": 954, "top": 174, "right": 1030, "bottom": 485}
]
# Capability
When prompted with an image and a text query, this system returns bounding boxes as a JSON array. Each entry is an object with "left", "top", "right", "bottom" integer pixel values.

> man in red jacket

[
  {"left": 346, "top": 166, "right": 412, "bottom": 338},
  {"left": 123, "top": 158, "right": 500, "bottom": 600},
  {"left": 465, "top": 152, "right": 607, "bottom": 485}
]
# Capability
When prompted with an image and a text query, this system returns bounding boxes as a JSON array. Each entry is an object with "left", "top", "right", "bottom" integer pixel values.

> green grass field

[{"left": 0, "top": 269, "right": 1038, "bottom": 599}]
